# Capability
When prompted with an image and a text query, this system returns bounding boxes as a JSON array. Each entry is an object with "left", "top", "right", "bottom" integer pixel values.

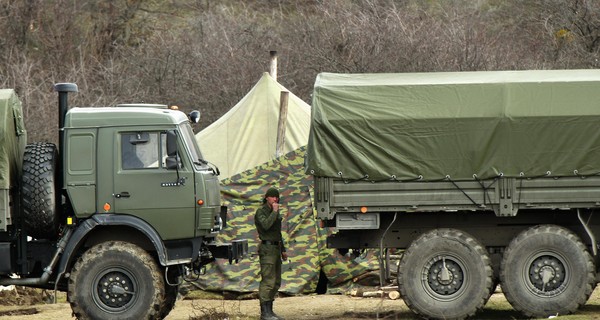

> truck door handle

[{"left": 114, "top": 192, "right": 130, "bottom": 198}]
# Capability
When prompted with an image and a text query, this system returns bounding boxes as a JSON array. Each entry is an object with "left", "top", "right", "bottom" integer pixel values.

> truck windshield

[{"left": 179, "top": 124, "right": 205, "bottom": 168}]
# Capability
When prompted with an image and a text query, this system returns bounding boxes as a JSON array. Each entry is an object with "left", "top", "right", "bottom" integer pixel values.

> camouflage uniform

[{"left": 255, "top": 188, "right": 285, "bottom": 320}]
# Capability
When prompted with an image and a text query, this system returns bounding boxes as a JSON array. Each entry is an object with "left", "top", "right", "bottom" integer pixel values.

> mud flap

[
  {"left": 0, "top": 243, "right": 11, "bottom": 273},
  {"left": 220, "top": 205, "right": 228, "bottom": 229}
]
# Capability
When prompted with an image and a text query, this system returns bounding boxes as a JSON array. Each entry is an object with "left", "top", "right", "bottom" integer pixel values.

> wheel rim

[
  {"left": 422, "top": 254, "right": 467, "bottom": 301},
  {"left": 92, "top": 267, "right": 139, "bottom": 313},
  {"left": 523, "top": 251, "right": 569, "bottom": 297}
]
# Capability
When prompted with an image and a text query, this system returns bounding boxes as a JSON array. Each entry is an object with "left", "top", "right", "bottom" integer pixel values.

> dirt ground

[{"left": 2, "top": 287, "right": 600, "bottom": 320}]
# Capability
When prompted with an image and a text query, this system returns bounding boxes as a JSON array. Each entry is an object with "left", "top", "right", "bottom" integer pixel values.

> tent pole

[{"left": 276, "top": 91, "right": 289, "bottom": 157}]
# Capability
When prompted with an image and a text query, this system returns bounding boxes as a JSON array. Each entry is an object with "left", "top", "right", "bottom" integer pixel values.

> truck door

[{"left": 113, "top": 130, "right": 196, "bottom": 240}]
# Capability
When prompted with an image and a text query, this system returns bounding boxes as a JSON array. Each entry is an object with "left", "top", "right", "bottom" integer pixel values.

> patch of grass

[
  {"left": 183, "top": 289, "right": 258, "bottom": 301},
  {"left": 184, "top": 290, "right": 224, "bottom": 300},
  {"left": 479, "top": 290, "right": 600, "bottom": 320},
  {"left": 188, "top": 299, "right": 256, "bottom": 320},
  {"left": 0, "top": 307, "right": 38, "bottom": 316}
]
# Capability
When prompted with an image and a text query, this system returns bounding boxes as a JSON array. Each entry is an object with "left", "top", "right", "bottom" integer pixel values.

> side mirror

[
  {"left": 188, "top": 110, "right": 201, "bottom": 124},
  {"left": 166, "top": 155, "right": 180, "bottom": 169},
  {"left": 166, "top": 131, "right": 178, "bottom": 156}
]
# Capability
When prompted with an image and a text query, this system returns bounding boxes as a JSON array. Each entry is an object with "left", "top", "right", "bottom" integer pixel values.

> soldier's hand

[{"left": 272, "top": 202, "right": 280, "bottom": 212}]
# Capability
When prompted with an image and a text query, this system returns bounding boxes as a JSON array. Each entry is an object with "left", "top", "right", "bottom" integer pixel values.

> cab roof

[{"left": 64, "top": 106, "right": 189, "bottom": 128}]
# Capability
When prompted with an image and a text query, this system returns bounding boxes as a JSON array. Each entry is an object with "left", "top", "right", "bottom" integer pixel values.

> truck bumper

[{"left": 209, "top": 239, "right": 248, "bottom": 264}]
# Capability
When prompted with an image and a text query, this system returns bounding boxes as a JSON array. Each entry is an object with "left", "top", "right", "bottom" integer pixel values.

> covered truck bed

[
  {"left": 305, "top": 70, "right": 600, "bottom": 181},
  {"left": 0, "top": 89, "right": 26, "bottom": 189},
  {"left": 0, "top": 89, "right": 26, "bottom": 230}
]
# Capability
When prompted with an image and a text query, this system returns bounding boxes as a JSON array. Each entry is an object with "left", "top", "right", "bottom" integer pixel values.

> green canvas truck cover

[
  {"left": 305, "top": 70, "right": 600, "bottom": 181},
  {"left": 0, "top": 89, "right": 26, "bottom": 190}
]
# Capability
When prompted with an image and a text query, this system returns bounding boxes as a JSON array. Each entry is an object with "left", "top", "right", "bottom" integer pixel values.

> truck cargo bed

[{"left": 315, "top": 175, "right": 600, "bottom": 219}]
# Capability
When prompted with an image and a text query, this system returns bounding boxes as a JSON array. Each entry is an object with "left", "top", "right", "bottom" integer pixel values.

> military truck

[
  {"left": 305, "top": 70, "right": 600, "bottom": 319},
  {"left": 0, "top": 83, "right": 247, "bottom": 319}
]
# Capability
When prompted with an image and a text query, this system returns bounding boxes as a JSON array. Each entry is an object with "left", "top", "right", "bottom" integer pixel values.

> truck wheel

[
  {"left": 21, "top": 142, "right": 60, "bottom": 239},
  {"left": 500, "top": 225, "right": 595, "bottom": 318},
  {"left": 68, "top": 241, "right": 165, "bottom": 320},
  {"left": 159, "top": 266, "right": 180, "bottom": 319},
  {"left": 159, "top": 284, "right": 178, "bottom": 319},
  {"left": 398, "top": 228, "right": 492, "bottom": 320}
]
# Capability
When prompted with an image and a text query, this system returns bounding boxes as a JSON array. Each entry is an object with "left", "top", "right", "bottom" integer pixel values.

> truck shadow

[{"left": 333, "top": 309, "right": 526, "bottom": 319}]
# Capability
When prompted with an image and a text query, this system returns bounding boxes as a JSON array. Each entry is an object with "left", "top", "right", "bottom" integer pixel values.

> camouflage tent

[{"left": 195, "top": 147, "right": 379, "bottom": 295}]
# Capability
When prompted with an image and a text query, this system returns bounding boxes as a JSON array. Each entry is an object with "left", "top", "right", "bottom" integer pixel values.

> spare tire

[{"left": 21, "top": 142, "right": 61, "bottom": 239}]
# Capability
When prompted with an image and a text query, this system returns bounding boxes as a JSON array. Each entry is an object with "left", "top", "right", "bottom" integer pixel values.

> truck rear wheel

[
  {"left": 398, "top": 228, "right": 492, "bottom": 320},
  {"left": 500, "top": 224, "right": 595, "bottom": 318},
  {"left": 21, "top": 142, "right": 60, "bottom": 239},
  {"left": 68, "top": 241, "right": 165, "bottom": 320}
]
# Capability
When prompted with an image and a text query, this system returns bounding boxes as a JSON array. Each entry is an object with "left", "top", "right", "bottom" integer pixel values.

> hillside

[{"left": 0, "top": 0, "right": 598, "bottom": 142}]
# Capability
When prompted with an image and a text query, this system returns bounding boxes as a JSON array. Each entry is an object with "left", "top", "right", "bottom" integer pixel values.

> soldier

[{"left": 255, "top": 187, "right": 287, "bottom": 320}]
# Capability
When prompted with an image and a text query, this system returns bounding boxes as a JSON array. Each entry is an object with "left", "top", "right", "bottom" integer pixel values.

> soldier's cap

[{"left": 265, "top": 187, "right": 279, "bottom": 198}]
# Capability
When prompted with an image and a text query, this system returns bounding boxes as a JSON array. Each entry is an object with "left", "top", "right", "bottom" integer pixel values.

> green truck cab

[{"left": 0, "top": 83, "right": 247, "bottom": 319}]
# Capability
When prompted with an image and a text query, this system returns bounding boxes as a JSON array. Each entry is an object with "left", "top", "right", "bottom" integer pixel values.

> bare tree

[{"left": 0, "top": 0, "right": 598, "bottom": 143}]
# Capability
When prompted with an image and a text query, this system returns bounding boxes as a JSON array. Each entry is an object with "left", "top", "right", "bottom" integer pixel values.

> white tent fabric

[{"left": 195, "top": 73, "right": 311, "bottom": 178}]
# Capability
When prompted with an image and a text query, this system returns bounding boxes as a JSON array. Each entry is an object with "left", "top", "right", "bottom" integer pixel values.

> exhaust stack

[
  {"left": 53, "top": 83, "right": 78, "bottom": 194},
  {"left": 54, "top": 83, "right": 78, "bottom": 133}
]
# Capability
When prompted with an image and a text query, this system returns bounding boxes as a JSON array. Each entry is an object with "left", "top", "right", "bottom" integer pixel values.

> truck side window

[
  {"left": 121, "top": 132, "right": 160, "bottom": 170},
  {"left": 161, "top": 132, "right": 168, "bottom": 167}
]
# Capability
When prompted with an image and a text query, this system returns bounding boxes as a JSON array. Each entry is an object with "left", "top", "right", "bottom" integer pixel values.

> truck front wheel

[
  {"left": 159, "top": 283, "right": 178, "bottom": 319},
  {"left": 159, "top": 267, "right": 180, "bottom": 319},
  {"left": 68, "top": 241, "right": 165, "bottom": 320},
  {"left": 500, "top": 224, "right": 595, "bottom": 318},
  {"left": 398, "top": 228, "right": 492, "bottom": 320}
]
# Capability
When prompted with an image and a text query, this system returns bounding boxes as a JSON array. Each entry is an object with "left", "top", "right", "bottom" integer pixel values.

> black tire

[
  {"left": 500, "top": 224, "right": 595, "bottom": 318},
  {"left": 159, "top": 284, "right": 178, "bottom": 319},
  {"left": 68, "top": 241, "right": 165, "bottom": 320},
  {"left": 159, "top": 266, "right": 180, "bottom": 319},
  {"left": 21, "top": 142, "right": 60, "bottom": 239},
  {"left": 488, "top": 250, "right": 503, "bottom": 299},
  {"left": 398, "top": 228, "right": 492, "bottom": 320}
]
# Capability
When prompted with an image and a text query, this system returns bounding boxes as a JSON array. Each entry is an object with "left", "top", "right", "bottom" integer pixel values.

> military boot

[
  {"left": 260, "top": 301, "right": 278, "bottom": 320},
  {"left": 268, "top": 301, "right": 285, "bottom": 320}
]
